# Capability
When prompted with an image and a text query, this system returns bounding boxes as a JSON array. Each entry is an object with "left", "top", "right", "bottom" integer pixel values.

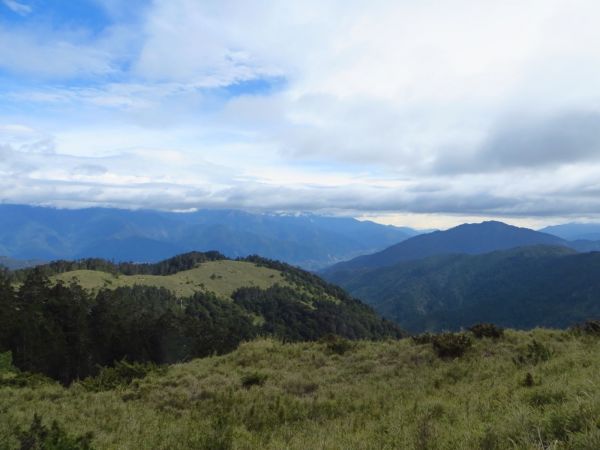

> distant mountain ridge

[
  {"left": 322, "top": 220, "right": 568, "bottom": 274},
  {"left": 0, "top": 256, "right": 44, "bottom": 270},
  {"left": 540, "top": 222, "right": 600, "bottom": 241},
  {"left": 0, "top": 204, "right": 420, "bottom": 269},
  {"left": 327, "top": 245, "right": 600, "bottom": 332}
]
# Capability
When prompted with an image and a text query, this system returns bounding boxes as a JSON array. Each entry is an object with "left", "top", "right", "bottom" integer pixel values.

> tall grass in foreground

[{"left": 1, "top": 328, "right": 599, "bottom": 449}]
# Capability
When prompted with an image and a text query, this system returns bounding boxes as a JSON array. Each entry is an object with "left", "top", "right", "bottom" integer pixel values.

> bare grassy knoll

[
  {"left": 51, "top": 260, "right": 288, "bottom": 298},
  {"left": 1, "top": 328, "right": 599, "bottom": 449}
]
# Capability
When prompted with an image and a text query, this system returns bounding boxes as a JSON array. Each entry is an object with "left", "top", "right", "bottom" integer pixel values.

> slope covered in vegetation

[
  {"left": 1, "top": 327, "right": 599, "bottom": 449},
  {"left": 0, "top": 253, "right": 401, "bottom": 384},
  {"left": 326, "top": 245, "right": 600, "bottom": 332},
  {"left": 322, "top": 221, "right": 568, "bottom": 274},
  {"left": 50, "top": 260, "right": 288, "bottom": 298}
]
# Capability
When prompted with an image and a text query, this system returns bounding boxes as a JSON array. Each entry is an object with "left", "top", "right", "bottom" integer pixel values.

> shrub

[
  {"left": 80, "top": 360, "right": 161, "bottom": 392},
  {"left": 320, "top": 334, "right": 354, "bottom": 355},
  {"left": 571, "top": 320, "right": 600, "bottom": 337},
  {"left": 513, "top": 339, "right": 553, "bottom": 366},
  {"left": 0, "top": 351, "right": 12, "bottom": 373},
  {"left": 522, "top": 372, "right": 535, "bottom": 387},
  {"left": 241, "top": 371, "right": 268, "bottom": 389},
  {"left": 526, "top": 340, "right": 552, "bottom": 364},
  {"left": 0, "top": 352, "right": 53, "bottom": 388},
  {"left": 18, "top": 414, "right": 94, "bottom": 450},
  {"left": 0, "top": 371, "right": 53, "bottom": 389},
  {"left": 468, "top": 323, "right": 504, "bottom": 339},
  {"left": 431, "top": 333, "right": 472, "bottom": 359},
  {"left": 411, "top": 333, "right": 435, "bottom": 345}
]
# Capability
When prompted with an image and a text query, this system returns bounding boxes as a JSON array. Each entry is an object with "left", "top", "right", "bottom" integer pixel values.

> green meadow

[
  {"left": 50, "top": 260, "right": 288, "bottom": 298},
  {"left": 1, "top": 329, "right": 599, "bottom": 449}
]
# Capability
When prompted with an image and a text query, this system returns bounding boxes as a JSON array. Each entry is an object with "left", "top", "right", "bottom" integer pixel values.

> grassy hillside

[
  {"left": 2, "top": 253, "right": 402, "bottom": 384},
  {"left": 327, "top": 245, "right": 600, "bottom": 332},
  {"left": 51, "top": 260, "right": 289, "bottom": 298},
  {"left": 1, "top": 328, "right": 599, "bottom": 449}
]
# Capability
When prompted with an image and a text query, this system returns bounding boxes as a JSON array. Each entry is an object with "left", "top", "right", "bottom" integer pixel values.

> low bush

[
  {"left": 0, "top": 351, "right": 12, "bottom": 373},
  {"left": 512, "top": 339, "right": 553, "bottom": 366},
  {"left": 18, "top": 414, "right": 94, "bottom": 450},
  {"left": 431, "top": 333, "right": 472, "bottom": 359},
  {"left": 241, "top": 372, "right": 268, "bottom": 389},
  {"left": 468, "top": 323, "right": 504, "bottom": 339},
  {"left": 526, "top": 340, "right": 552, "bottom": 364},
  {"left": 0, "top": 352, "right": 53, "bottom": 388},
  {"left": 411, "top": 333, "right": 435, "bottom": 345},
  {"left": 571, "top": 320, "right": 600, "bottom": 337},
  {"left": 320, "top": 334, "right": 355, "bottom": 355},
  {"left": 521, "top": 372, "right": 535, "bottom": 387},
  {"left": 80, "top": 360, "right": 162, "bottom": 392}
]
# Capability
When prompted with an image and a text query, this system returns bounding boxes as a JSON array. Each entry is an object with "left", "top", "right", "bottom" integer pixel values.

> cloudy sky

[{"left": 1, "top": 0, "right": 600, "bottom": 228}]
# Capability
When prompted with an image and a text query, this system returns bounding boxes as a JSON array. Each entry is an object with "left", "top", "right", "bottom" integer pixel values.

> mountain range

[
  {"left": 321, "top": 220, "right": 570, "bottom": 273},
  {"left": 0, "top": 204, "right": 419, "bottom": 269},
  {"left": 540, "top": 222, "right": 600, "bottom": 241},
  {"left": 0, "top": 256, "right": 44, "bottom": 271},
  {"left": 322, "top": 221, "right": 600, "bottom": 332}
]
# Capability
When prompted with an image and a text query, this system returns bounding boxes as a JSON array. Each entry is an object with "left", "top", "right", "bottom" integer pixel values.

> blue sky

[{"left": 1, "top": 0, "right": 600, "bottom": 228}]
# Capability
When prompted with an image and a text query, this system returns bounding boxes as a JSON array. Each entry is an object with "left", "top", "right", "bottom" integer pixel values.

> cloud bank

[{"left": 1, "top": 0, "right": 600, "bottom": 226}]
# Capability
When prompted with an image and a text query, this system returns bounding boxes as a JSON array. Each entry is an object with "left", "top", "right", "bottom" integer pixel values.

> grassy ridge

[
  {"left": 51, "top": 260, "right": 288, "bottom": 298},
  {"left": 1, "top": 329, "right": 599, "bottom": 449}
]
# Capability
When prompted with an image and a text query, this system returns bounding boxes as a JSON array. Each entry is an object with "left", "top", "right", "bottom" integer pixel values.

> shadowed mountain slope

[
  {"left": 327, "top": 245, "right": 600, "bottom": 332},
  {"left": 322, "top": 221, "right": 567, "bottom": 274}
]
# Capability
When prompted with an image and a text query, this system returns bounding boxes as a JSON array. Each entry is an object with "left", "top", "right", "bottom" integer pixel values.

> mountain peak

[{"left": 323, "top": 220, "right": 567, "bottom": 273}]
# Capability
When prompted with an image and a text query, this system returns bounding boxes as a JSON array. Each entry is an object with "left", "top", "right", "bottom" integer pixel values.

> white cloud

[{"left": 2, "top": 0, "right": 31, "bottom": 15}]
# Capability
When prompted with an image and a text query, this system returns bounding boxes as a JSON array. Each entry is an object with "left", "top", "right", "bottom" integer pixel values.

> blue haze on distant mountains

[
  {"left": 540, "top": 223, "right": 600, "bottom": 242},
  {"left": 321, "top": 221, "right": 570, "bottom": 273},
  {"left": 0, "top": 205, "right": 419, "bottom": 269},
  {"left": 320, "top": 221, "right": 600, "bottom": 332}
]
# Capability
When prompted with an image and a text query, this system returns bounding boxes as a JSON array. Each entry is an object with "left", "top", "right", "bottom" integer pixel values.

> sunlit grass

[
  {"left": 1, "top": 329, "right": 599, "bottom": 449},
  {"left": 50, "top": 260, "right": 288, "bottom": 298}
]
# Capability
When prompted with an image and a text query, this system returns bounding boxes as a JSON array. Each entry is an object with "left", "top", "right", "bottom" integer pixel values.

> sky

[{"left": 1, "top": 0, "right": 600, "bottom": 229}]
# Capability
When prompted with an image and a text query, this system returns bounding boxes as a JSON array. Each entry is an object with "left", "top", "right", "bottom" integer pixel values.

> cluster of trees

[
  {"left": 233, "top": 285, "right": 401, "bottom": 341},
  {"left": 0, "top": 258, "right": 401, "bottom": 384},
  {"left": 0, "top": 269, "right": 254, "bottom": 384}
]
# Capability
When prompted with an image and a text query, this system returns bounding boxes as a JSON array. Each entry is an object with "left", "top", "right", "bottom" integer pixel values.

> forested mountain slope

[
  {"left": 322, "top": 221, "right": 567, "bottom": 274},
  {"left": 327, "top": 245, "right": 600, "bottom": 332}
]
